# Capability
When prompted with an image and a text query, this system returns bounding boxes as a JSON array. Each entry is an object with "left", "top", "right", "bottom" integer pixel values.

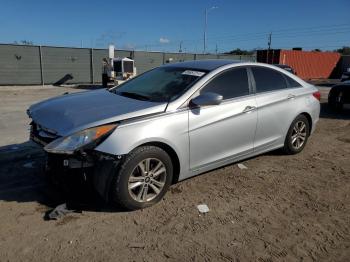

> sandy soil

[{"left": 0, "top": 86, "right": 349, "bottom": 262}]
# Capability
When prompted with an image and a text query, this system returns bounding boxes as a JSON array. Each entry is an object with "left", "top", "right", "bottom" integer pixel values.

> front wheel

[
  {"left": 282, "top": 115, "right": 310, "bottom": 155},
  {"left": 111, "top": 146, "right": 173, "bottom": 210}
]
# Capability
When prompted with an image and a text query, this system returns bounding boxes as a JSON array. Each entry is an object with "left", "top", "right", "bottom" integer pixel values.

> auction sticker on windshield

[{"left": 182, "top": 70, "right": 205, "bottom": 77}]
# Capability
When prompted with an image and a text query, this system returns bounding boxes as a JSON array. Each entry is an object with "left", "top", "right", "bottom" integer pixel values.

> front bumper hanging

[{"left": 46, "top": 151, "right": 121, "bottom": 202}]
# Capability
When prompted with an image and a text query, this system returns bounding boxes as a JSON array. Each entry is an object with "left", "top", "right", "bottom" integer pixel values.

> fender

[{"left": 95, "top": 109, "right": 190, "bottom": 180}]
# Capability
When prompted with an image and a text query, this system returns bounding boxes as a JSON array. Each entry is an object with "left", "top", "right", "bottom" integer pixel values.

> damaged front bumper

[
  {"left": 45, "top": 151, "right": 120, "bottom": 202},
  {"left": 29, "top": 121, "right": 122, "bottom": 202}
]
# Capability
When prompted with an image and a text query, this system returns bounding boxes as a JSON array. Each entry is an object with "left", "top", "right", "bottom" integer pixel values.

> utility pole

[
  {"left": 179, "top": 41, "right": 183, "bottom": 53},
  {"left": 267, "top": 32, "right": 272, "bottom": 63},
  {"left": 215, "top": 43, "right": 218, "bottom": 54},
  {"left": 203, "top": 6, "right": 218, "bottom": 54},
  {"left": 204, "top": 9, "right": 207, "bottom": 53}
]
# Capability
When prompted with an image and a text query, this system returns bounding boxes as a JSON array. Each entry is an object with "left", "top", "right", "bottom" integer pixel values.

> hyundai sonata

[{"left": 28, "top": 60, "right": 320, "bottom": 210}]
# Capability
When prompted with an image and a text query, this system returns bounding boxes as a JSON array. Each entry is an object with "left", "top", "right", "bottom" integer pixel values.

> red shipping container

[
  {"left": 279, "top": 50, "right": 340, "bottom": 80},
  {"left": 257, "top": 49, "right": 340, "bottom": 80}
]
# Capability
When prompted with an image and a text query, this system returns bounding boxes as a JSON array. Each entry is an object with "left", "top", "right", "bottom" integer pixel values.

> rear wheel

[
  {"left": 111, "top": 146, "right": 173, "bottom": 210},
  {"left": 282, "top": 115, "right": 310, "bottom": 155}
]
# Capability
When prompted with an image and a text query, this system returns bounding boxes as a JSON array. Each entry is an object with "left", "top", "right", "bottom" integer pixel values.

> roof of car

[
  {"left": 274, "top": 64, "right": 293, "bottom": 68},
  {"left": 163, "top": 59, "right": 242, "bottom": 71}
]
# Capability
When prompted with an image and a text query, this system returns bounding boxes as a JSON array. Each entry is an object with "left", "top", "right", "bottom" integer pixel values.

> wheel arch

[
  {"left": 300, "top": 112, "right": 313, "bottom": 132},
  {"left": 133, "top": 141, "right": 181, "bottom": 184},
  {"left": 283, "top": 112, "right": 313, "bottom": 142}
]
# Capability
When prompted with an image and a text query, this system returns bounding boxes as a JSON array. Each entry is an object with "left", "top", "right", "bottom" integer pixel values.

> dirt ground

[{"left": 0, "top": 85, "right": 349, "bottom": 262}]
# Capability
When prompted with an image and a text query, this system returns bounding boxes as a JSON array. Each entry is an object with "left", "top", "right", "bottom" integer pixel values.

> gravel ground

[{"left": 0, "top": 85, "right": 349, "bottom": 262}]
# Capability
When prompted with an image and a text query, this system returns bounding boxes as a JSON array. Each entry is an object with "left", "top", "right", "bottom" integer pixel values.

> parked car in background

[
  {"left": 340, "top": 68, "right": 350, "bottom": 82},
  {"left": 328, "top": 81, "right": 350, "bottom": 111},
  {"left": 274, "top": 64, "right": 296, "bottom": 75},
  {"left": 27, "top": 60, "right": 320, "bottom": 210}
]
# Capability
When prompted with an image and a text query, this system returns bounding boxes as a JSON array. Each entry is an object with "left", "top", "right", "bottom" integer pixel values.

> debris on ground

[
  {"left": 197, "top": 204, "right": 210, "bottom": 213},
  {"left": 128, "top": 243, "right": 145, "bottom": 249},
  {"left": 237, "top": 163, "right": 248, "bottom": 169},
  {"left": 45, "top": 203, "right": 81, "bottom": 220}
]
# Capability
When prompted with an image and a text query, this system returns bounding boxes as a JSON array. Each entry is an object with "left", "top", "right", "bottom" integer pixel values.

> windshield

[{"left": 110, "top": 67, "right": 208, "bottom": 102}]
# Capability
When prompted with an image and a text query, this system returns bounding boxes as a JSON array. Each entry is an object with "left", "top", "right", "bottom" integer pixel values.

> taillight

[{"left": 312, "top": 91, "right": 321, "bottom": 101}]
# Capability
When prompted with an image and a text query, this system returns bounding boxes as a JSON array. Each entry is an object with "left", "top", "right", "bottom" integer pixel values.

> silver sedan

[{"left": 28, "top": 60, "right": 320, "bottom": 210}]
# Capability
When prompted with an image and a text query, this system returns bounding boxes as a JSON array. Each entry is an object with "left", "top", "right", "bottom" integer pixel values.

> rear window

[
  {"left": 252, "top": 67, "right": 287, "bottom": 92},
  {"left": 285, "top": 75, "right": 302, "bottom": 88}
]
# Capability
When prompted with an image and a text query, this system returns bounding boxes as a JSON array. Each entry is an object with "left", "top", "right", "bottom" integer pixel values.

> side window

[
  {"left": 201, "top": 68, "right": 249, "bottom": 100},
  {"left": 252, "top": 67, "right": 287, "bottom": 93},
  {"left": 285, "top": 75, "right": 302, "bottom": 88}
]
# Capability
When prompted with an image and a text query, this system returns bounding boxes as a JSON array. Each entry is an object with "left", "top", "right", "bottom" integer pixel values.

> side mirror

[{"left": 190, "top": 92, "right": 223, "bottom": 107}]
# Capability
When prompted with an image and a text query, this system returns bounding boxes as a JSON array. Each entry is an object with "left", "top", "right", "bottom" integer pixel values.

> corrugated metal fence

[{"left": 0, "top": 44, "right": 256, "bottom": 85}]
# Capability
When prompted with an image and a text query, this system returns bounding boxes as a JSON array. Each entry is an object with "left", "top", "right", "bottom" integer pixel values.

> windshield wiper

[{"left": 116, "top": 91, "right": 151, "bottom": 101}]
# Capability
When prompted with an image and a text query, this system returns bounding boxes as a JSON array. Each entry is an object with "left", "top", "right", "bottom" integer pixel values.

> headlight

[{"left": 44, "top": 124, "right": 117, "bottom": 154}]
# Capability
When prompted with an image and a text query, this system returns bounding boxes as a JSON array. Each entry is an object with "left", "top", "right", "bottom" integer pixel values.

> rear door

[
  {"left": 188, "top": 67, "right": 257, "bottom": 170},
  {"left": 250, "top": 66, "right": 303, "bottom": 151}
]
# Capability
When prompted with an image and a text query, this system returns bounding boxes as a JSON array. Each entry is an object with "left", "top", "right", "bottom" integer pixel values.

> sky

[{"left": 0, "top": 0, "right": 349, "bottom": 53}]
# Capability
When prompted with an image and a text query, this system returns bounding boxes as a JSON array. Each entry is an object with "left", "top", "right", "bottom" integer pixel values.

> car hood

[{"left": 28, "top": 89, "right": 167, "bottom": 136}]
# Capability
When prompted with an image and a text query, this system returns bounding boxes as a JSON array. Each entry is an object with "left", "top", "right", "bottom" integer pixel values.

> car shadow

[
  {"left": 320, "top": 102, "right": 350, "bottom": 120},
  {"left": 0, "top": 141, "right": 124, "bottom": 216}
]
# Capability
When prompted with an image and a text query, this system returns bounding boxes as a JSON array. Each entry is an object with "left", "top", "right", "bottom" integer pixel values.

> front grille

[{"left": 30, "top": 122, "right": 59, "bottom": 146}]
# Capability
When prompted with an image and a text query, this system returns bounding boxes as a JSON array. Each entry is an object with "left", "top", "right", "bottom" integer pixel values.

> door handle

[
  {"left": 242, "top": 106, "right": 256, "bottom": 113},
  {"left": 287, "top": 94, "right": 296, "bottom": 100}
]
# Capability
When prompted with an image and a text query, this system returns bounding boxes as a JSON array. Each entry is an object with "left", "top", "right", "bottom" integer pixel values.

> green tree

[
  {"left": 335, "top": 46, "right": 350, "bottom": 55},
  {"left": 225, "top": 48, "right": 254, "bottom": 55}
]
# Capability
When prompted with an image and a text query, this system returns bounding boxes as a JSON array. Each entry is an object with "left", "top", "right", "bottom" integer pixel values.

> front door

[{"left": 188, "top": 67, "right": 257, "bottom": 170}]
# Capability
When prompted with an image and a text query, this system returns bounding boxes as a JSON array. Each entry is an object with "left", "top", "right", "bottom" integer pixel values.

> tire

[
  {"left": 328, "top": 90, "right": 344, "bottom": 111},
  {"left": 111, "top": 146, "right": 173, "bottom": 210},
  {"left": 282, "top": 115, "right": 310, "bottom": 155}
]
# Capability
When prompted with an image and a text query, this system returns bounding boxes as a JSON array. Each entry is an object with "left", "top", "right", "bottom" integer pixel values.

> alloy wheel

[
  {"left": 128, "top": 158, "right": 167, "bottom": 203},
  {"left": 291, "top": 121, "right": 307, "bottom": 150},
  {"left": 337, "top": 91, "right": 343, "bottom": 103}
]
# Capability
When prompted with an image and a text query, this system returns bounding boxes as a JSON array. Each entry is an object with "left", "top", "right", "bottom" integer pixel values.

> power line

[
  {"left": 205, "top": 27, "right": 350, "bottom": 43},
  {"left": 164, "top": 23, "right": 350, "bottom": 46},
  {"left": 204, "top": 30, "right": 350, "bottom": 49},
  {"left": 137, "top": 26, "right": 350, "bottom": 50},
  {"left": 133, "top": 23, "right": 350, "bottom": 52},
  {"left": 206, "top": 23, "right": 350, "bottom": 40}
]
